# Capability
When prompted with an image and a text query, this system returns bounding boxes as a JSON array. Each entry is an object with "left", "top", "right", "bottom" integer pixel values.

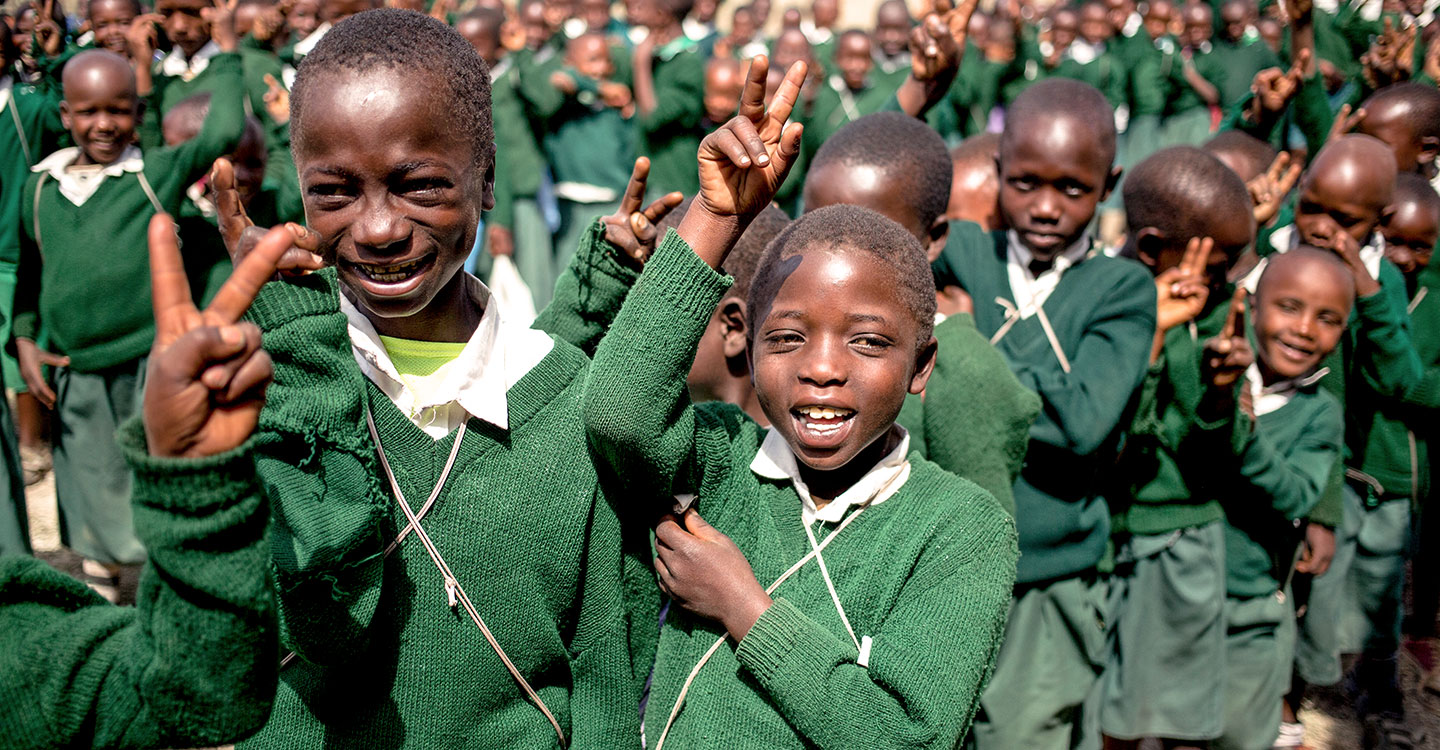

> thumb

[
  {"left": 164, "top": 324, "right": 251, "bottom": 382},
  {"left": 682, "top": 508, "right": 716, "bottom": 537},
  {"left": 37, "top": 349, "right": 70, "bottom": 367}
]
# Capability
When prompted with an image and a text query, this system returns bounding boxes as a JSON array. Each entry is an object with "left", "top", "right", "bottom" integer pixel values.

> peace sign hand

[
  {"left": 201, "top": 0, "right": 240, "bottom": 52},
  {"left": 32, "top": 0, "right": 63, "bottom": 58},
  {"left": 212, "top": 158, "right": 324, "bottom": 277},
  {"left": 909, "top": 0, "right": 978, "bottom": 81},
  {"left": 601, "top": 157, "right": 685, "bottom": 268},
  {"left": 1248, "top": 151, "right": 1302, "bottom": 226},
  {"left": 143, "top": 214, "right": 294, "bottom": 458},
  {"left": 1201, "top": 287, "right": 1253, "bottom": 391},
  {"left": 1155, "top": 236, "right": 1214, "bottom": 334}
]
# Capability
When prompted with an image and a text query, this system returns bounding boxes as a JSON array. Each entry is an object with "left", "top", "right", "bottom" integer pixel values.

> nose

[
  {"left": 797, "top": 337, "right": 847, "bottom": 387},
  {"left": 351, "top": 198, "right": 411, "bottom": 253},
  {"left": 1293, "top": 313, "right": 1317, "bottom": 340},
  {"left": 1031, "top": 189, "right": 1062, "bottom": 224}
]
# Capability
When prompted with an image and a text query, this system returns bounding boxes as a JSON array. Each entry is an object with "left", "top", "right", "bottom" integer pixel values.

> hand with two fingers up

[{"left": 601, "top": 156, "right": 685, "bottom": 268}]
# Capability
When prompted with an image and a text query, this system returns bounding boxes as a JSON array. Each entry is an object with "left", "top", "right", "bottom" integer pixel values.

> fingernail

[
  {"left": 203, "top": 368, "right": 227, "bottom": 388},
  {"left": 756, "top": 154, "right": 769, "bottom": 165},
  {"left": 220, "top": 326, "right": 243, "bottom": 345}
]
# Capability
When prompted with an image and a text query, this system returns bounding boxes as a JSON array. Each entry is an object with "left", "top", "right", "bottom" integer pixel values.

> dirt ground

[{"left": 23, "top": 473, "right": 1440, "bottom": 748}]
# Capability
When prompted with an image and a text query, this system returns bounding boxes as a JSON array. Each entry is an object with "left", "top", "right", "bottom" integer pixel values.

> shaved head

[
  {"left": 62, "top": 49, "right": 137, "bottom": 100},
  {"left": 1303, "top": 135, "right": 1398, "bottom": 211}
]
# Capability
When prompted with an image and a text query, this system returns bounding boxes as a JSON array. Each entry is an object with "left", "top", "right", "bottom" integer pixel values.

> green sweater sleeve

[
  {"left": 637, "top": 50, "right": 705, "bottom": 135},
  {"left": 0, "top": 422, "right": 276, "bottom": 749},
  {"left": 1352, "top": 262, "right": 1423, "bottom": 401},
  {"left": 532, "top": 219, "right": 640, "bottom": 357},
  {"left": 146, "top": 51, "right": 248, "bottom": 206},
  {"left": 733, "top": 543, "right": 1014, "bottom": 749},
  {"left": 912, "top": 313, "right": 1040, "bottom": 515},
  {"left": 1200, "top": 390, "right": 1342, "bottom": 521},
  {"left": 12, "top": 174, "right": 42, "bottom": 343},
  {"left": 1291, "top": 73, "right": 1334, "bottom": 164},
  {"left": 583, "top": 230, "right": 738, "bottom": 506}
]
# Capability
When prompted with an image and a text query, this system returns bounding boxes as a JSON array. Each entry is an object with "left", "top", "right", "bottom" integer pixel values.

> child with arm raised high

[{"left": 584, "top": 55, "right": 1017, "bottom": 750}]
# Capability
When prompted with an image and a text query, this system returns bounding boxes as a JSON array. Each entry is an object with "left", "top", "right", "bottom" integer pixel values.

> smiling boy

[
  {"left": 584, "top": 56, "right": 1016, "bottom": 749},
  {"left": 13, "top": 48, "right": 245, "bottom": 598},
  {"left": 932, "top": 77, "right": 1156, "bottom": 750}
]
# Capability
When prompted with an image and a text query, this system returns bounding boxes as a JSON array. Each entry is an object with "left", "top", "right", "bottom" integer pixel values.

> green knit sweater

[
  {"left": 0, "top": 430, "right": 276, "bottom": 750},
  {"left": 12, "top": 52, "right": 246, "bottom": 372},
  {"left": 634, "top": 39, "right": 705, "bottom": 199},
  {"left": 585, "top": 232, "right": 1018, "bottom": 749},
  {"left": 0, "top": 74, "right": 66, "bottom": 269},
  {"left": 1200, "top": 380, "right": 1342, "bottom": 598},
  {"left": 896, "top": 312, "right": 1042, "bottom": 516},
  {"left": 1114, "top": 297, "right": 1233, "bottom": 535},
  {"left": 933, "top": 222, "right": 1156, "bottom": 583},
  {"left": 236, "top": 228, "right": 641, "bottom": 749}
]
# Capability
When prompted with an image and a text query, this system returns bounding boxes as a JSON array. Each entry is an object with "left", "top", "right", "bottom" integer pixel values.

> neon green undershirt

[{"left": 378, "top": 335, "right": 469, "bottom": 378}]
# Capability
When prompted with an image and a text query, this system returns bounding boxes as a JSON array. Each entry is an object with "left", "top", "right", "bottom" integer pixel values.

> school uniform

[
  {"left": 1213, "top": 38, "right": 1282, "bottom": 111},
  {"left": 234, "top": 227, "right": 641, "bottom": 749},
  {"left": 1114, "top": 33, "right": 1168, "bottom": 167},
  {"left": 0, "top": 432, "right": 277, "bottom": 748},
  {"left": 148, "top": 41, "right": 287, "bottom": 149},
  {"left": 895, "top": 312, "right": 1042, "bottom": 515},
  {"left": 933, "top": 221, "right": 1157, "bottom": 750},
  {"left": 584, "top": 232, "right": 1018, "bottom": 749},
  {"left": 11, "top": 52, "right": 247, "bottom": 565},
  {"left": 542, "top": 72, "right": 635, "bottom": 279},
  {"left": 1161, "top": 41, "right": 1227, "bottom": 147},
  {"left": 1101, "top": 297, "right": 1234, "bottom": 743},
  {"left": 494, "top": 50, "right": 558, "bottom": 305},
  {"left": 1211, "top": 362, "right": 1342, "bottom": 750},
  {"left": 634, "top": 36, "right": 705, "bottom": 199}
]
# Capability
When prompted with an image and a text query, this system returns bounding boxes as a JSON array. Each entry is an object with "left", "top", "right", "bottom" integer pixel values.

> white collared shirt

[
  {"left": 1245, "top": 362, "right": 1329, "bottom": 416},
  {"left": 0, "top": 75, "right": 12, "bottom": 117},
  {"left": 749, "top": 427, "right": 912, "bottom": 527},
  {"left": 160, "top": 40, "right": 220, "bottom": 81},
  {"left": 342, "top": 272, "right": 554, "bottom": 439},
  {"left": 1122, "top": 12, "right": 1143, "bottom": 38},
  {"left": 32, "top": 146, "right": 145, "bottom": 206},
  {"left": 1066, "top": 40, "right": 1105, "bottom": 65},
  {"left": 1005, "top": 229, "right": 1092, "bottom": 318},
  {"left": 800, "top": 21, "right": 833, "bottom": 47}
]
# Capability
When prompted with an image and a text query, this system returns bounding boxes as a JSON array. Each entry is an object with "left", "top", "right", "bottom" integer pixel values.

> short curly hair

[
  {"left": 808, "top": 112, "right": 953, "bottom": 235},
  {"left": 748, "top": 205, "right": 936, "bottom": 350},
  {"left": 291, "top": 8, "right": 494, "bottom": 171}
]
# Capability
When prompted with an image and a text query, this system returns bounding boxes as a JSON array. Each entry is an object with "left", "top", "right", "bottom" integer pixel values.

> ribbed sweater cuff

[
  {"left": 736, "top": 597, "right": 847, "bottom": 688},
  {"left": 118, "top": 416, "right": 258, "bottom": 514},
  {"left": 578, "top": 218, "right": 641, "bottom": 286},
  {"left": 244, "top": 268, "right": 342, "bottom": 332},
  {"left": 643, "top": 229, "right": 734, "bottom": 325}
]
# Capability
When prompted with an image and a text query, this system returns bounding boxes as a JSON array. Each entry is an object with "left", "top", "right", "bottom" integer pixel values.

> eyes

[
  {"left": 760, "top": 330, "right": 895, "bottom": 355},
  {"left": 305, "top": 173, "right": 457, "bottom": 210},
  {"left": 1006, "top": 175, "right": 1092, "bottom": 198},
  {"left": 1269, "top": 298, "right": 1345, "bottom": 330}
]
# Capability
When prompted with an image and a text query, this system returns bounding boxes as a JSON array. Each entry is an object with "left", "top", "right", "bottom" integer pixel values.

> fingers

[
  {"left": 713, "top": 125, "right": 762, "bottom": 168},
  {"left": 737, "top": 55, "right": 770, "bottom": 123},
  {"left": 619, "top": 156, "right": 652, "bottom": 215},
  {"left": 263, "top": 72, "right": 283, "bottom": 94},
  {"left": 211, "top": 158, "right": 255, "bottom": 256},
  {"left": 149, "top": 214, "right": 199, "bottom": 334},
  {"left": 1276, "top": 160, "right": 1302, "bottom": 197},
  {"left": 681, "top": 508, "right": 713, "bottom": 537},
  {"left": 771, "top": 121, "right": 806, "bottom": 176},
  {"left": 1264, "top": 151, "right": 1290, "bottom": 183},
  {"left": 641, "top": 191, "right": 685, "bottom": 224},
  {"left": 166, "top": 323, "right": 254, "bottom": 385},
  {"left": 36, "top": 348, "right": 70, "bottom": 367},
  {"left": 215, "top": 348, "right": 273, "bottom": 405},
  {"left": 764, "top": 60, "right": 808, "bottom": 131},
  {"left": 1228, "top": 286, "right": 1247, "bottom": 338},
  {"left": 204, "top": 224, "right": 301, "bottom": 324},
  {"left": 654, "top": 514, "right": 690, "bottom": 548}
]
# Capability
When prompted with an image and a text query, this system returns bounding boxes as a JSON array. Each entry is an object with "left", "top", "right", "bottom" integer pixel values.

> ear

[
  {"left": 58, "top": 100, "right": 72, "bottom": 131},
  {"left": 909, "top": 335, "right": 938, "bottom": 395},
  {"left": 1419, "top": 135, "right": 1439, "bottom": 170},
  {"left": 926, "top": 216, "right": 949, "bottom": 264},
  {"left": 481, "top": 141, "right": 497, "bottom": 211},
  {"left": 1132, "top": 226, "right": 1165, "bottom": 269},
  {"left": 718, "top": 297, "right": 748, "bottom": 359},
  {"left": 1100, "top": 165, "right": 1123, "bottom": 203}
]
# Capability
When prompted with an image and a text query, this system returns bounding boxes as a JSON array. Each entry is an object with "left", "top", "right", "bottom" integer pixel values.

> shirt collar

[
  {"left": 0, "top": 76, "right": 12, "bottom": 115},
  {"left": 1004, "top": 229, "right": 1092, "bottom": 317},
  {"left": 1066, "top": 40, "right": 1105, "bottom": 64},
  {"left": 1122, "top": 12, "right": 1143, "bottom": 37},
  {"left": 750, "top": 426, "right": 912, "bottom": 526},
  {"left": 160, "top": 40, "right": 221, "bottom": 79},
  {"left": 341, "top": 272, "right": 554, "bottom": 435},
  {"left": 32, "top": 146, "right": 144, "bottom": 206},
  {"left": 292, "top": 22, "right": 331, "bottom": 57},
  {"left": 1245, "top": 362, "right": 1329, "bottom": 416}
]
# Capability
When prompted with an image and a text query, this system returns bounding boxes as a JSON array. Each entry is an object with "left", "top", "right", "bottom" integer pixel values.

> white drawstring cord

[
  {"left": 365, "top": 409, "right": 569, "bottom": 747},
  {"left": 653, "top": 465, "right": 907, "bottom": 750},
  {"left": 802, "top": 520, "right": 860, "bottom": 653},
  {"left": 990, "top": 297, "right": 1072, "bottom": 374}
]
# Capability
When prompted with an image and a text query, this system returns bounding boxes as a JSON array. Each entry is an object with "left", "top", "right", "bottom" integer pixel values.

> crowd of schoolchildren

[{"left": 0, "top": 0, "right": 1438, "bottom": 747}]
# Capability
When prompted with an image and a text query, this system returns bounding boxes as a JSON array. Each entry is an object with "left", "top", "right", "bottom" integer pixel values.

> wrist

[
  {"left": 725, "top": 586, "right": 774, "bottom": 641},
  {"left": 677, "top": 203, "right": 749, "bottom": 269}
]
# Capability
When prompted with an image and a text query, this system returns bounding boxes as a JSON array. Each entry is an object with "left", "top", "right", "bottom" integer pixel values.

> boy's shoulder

[{"left": 901, "top": 457, "right": 1018, "bottom": 555}]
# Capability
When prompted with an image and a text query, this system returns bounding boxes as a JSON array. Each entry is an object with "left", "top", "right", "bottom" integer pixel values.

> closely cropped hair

[
  {"left": 1003, "top": 78, "right": 1116, "bottom": 167},
  {"left": 1394, "top": 172, "right": 1440, "bottom": 218},
  {"left": 810, "top": 112, "right": 953, "bottom": 232},
  {"left": 1124, "top": 146, "right": 1252, "bottom": 240},
  {"left": 749, "top": 205, "right": 936, "bottom": 348},
  {"left": 291, "top": 9, "right": 494, "bottom": 170},
  {"left": 1203, "top": 130, "right": 1278, "bottom": 182},
  {"left": 1364, "top": 83, "right": 1440, "bottom": 143}
]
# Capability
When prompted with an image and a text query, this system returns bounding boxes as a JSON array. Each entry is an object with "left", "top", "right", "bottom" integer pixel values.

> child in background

[
  {"left": 1353, "top": 82, "right": 1440, "bottom": 190},
  {"left": 1162, "top": 3, "right": 1222, "bottom": 147},
  {"left": 805, "top": 30, "right": 893, "bottom": 163},
  {"left": 803, "top": 111, "right": 1040, "bottom": 514},
  {"left": 946, "top": 132, "right": 1002, "bottom": 230},
  {"left": 631, "top": 0, "right": 704, "bottom": 198},
  {"left": 87, "top": 0, "right": 143, "bottom": 58},
  {"left": 1201, "top": 247, "right": 1351, "bottom": 750},
  {"left": 0, "top": 217, "right": 294, "bottom": 750},
  {"left": 700, "top": 55, "right": 742, "bottom": 128},
  {"left": 584, "top": 57, "right": 1017, "bottom": 748},
  {"left": 13, "top": 48, "right": 245, "bottom": 600},
  {"left": 1103, "top": 146, "right": 1256, "bottom": 750},
  {"left": 545, "top": 32, "right": 635, "bottom": 270},
  {"left": 933, "top": 78, "right": 1156, "bottom": 750},
  {"left": 871, "top": 0, "right": 912, "bottom": 90}
]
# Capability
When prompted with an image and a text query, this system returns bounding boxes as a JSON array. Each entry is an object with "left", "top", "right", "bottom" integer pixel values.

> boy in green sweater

[
  {"left": 630, "top": 0, "right": 704, "bottom": 198},
  {"left": 213, "top": 10, "right": 644, "bottom": 747},
  {"left": 0, "top": 216, "right": 296, "bottom": 750},
  {"left": 1102, "top": 146, "right": 1256, "bottom": 749},
  {"left": 802, "top": 111, "right": 1040, "bottom": 513},
  {"left": 13, "top": 47, "right": 246, "bottom": 598},
  {"left": 931, "top": 78, "right": 1157, "bottom": 750},
  {"left": 585, "top": 55, "right": 1018, "bottom": 749},
  {"left": 1162, "top": 3, "right": 1224, "bottom": 147},
  {"left": 1199, "top": 246, "right": 1350, "bottom": 750}
]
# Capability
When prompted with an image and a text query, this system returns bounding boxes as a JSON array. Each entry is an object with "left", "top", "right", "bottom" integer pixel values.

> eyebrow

[
  {"left": 304, "top": 165, "right": 360, "bottom": 180},
  {"left": 769, "top": 309, "right": 892, "bottom": 325}
]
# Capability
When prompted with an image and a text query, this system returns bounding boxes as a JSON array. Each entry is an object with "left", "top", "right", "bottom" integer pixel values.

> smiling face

[
  {"left": 60, "top": 53, "right": 140, "bottom": 166},
  {"left": 999, "top": 112, "right": 1116, "bottom": 261},
  {"left": 90, "top": 0, "right": 140, "bottom": 56},
  {"left": 157, "top": 0, "right": 213, "bottom": 58},
  {"left": 834, "top": 32, "right": 873, "bottom": 89},
  {"left": 1295, "top": 146, "right": 1395, "bottom": 247},
  {"left": 1252, "top": 249, "right": 1353, "bottom": 381},
  {"left": 750, "top": 247, "right": 933, "bottom": 473},
  {"left": 1382, "top": 198, "right": 1439, "bottom": 276},
  {"left": 873, "top": 1, "right": 910, "bottom": 57},
  {"left": 295, "top": 67, "right": 493, "bottom": 340}
]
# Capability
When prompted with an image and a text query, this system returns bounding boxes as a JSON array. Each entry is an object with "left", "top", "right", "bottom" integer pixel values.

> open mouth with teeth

[
  {"left": 791, "top": 404, "right": 858, "bottom": 450},
  {"left": 344, "top": 254, "right": 436, "bottom": 293},
  {"left": 1273, "top": 338, "right": 1316, "bottom": 364}
]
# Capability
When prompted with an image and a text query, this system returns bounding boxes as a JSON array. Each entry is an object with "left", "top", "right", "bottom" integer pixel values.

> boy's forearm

[
  {"left": 174, "top": 53, "right": 249, "bottom": 187},
  {"left": 532, "top": 218, "right": 640, "bottom": 356}
]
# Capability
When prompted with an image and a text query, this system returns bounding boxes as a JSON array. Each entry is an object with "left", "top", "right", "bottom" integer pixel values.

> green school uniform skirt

[
  {"left": 0, "top": 381, "right": 30, "bottom": 556},
  {"left": 51, "top": 358, "right": 147, "bottom": 565},
  {"left": 1100, "top": 521, "right": 1226, "bottom": 741},
  {"left": 970, "top": 575, "right": 1109, "bottom": 750},
  {"left": 1217, "top": 589, "right": 1296, "bottom": 750}
]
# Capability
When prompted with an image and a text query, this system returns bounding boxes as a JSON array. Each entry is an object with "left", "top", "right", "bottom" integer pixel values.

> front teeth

[
  {"left": 358, "top": 258, "right": 425, "bottom": 283},
  {"left": 798, "top": 405, "right": 852, "bottom": 420}
]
